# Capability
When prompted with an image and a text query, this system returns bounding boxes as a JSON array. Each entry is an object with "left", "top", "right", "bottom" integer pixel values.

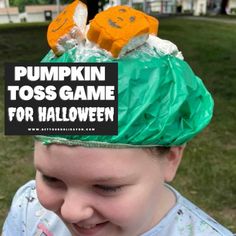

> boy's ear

[{"left": 163, "top": 145, "right": 185, "bottom": 182}]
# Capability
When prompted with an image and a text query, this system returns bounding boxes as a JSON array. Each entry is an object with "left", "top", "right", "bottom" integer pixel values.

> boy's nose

[{"left": 60, "top": 191, "right": 94, "bottom": 223}]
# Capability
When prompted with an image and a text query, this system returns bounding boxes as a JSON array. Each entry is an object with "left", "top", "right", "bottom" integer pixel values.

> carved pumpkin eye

[
  {"left": 129, "top": 16, "right": 135, "bottom": 22},
  {"left": 119, "top": 8, "right": 127, "bottom": 12}
]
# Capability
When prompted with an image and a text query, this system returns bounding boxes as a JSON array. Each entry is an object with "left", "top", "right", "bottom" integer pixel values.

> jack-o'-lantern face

[
  {"left": 47, "top": 0, "right": 87, "bottom": 56},
  {"left": 51, "top": 10, "right": 69, "bottom": 33},
  {"left": 107, "top": 8, "right": 138, "bottom": 29},
  {"left": 92, "top": 6, "right": 152, "bottom": 36},
  {"left": 87, "top": 6, "right": 158, "bottom": 58},
  {"left": 47, "top": 1, "right": 78, "bottom": 40}
]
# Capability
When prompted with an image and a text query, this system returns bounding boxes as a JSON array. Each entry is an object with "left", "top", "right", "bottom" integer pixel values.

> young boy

[{"left": 2, "top": 4, "right": 234, "bottom": 236}]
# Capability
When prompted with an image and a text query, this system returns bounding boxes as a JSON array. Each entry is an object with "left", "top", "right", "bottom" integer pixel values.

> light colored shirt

[{"left": 2, "top": 180, "right": 234, "bottom": 236}]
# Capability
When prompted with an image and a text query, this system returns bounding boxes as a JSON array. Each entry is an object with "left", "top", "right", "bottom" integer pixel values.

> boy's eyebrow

[
  {"left": 91, "top": 174, "right": 137, "bottom": 183},
  {"left": 35, "top": 165, "right": 138, "bottom": 183},
  {"left": 35, "top": 166, "right": 50, "bottom": 176}
]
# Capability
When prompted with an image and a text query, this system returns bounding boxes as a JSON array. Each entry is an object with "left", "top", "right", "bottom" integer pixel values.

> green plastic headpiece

[{"left": 36, "top": 33, "right": 213, "bottom": 147}]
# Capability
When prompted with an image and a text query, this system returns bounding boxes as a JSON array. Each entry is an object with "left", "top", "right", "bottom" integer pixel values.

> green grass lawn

[{"left": 0, "top": 19, "right": 236, "bottom": 232}]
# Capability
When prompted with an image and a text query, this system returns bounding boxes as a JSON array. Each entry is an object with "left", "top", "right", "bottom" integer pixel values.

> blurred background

[
  {"left": 0, "top": 0, "right": 236, "bottom": 233},
  {"left": 0, "top": 0, "right": 235, "bottom": 23}
]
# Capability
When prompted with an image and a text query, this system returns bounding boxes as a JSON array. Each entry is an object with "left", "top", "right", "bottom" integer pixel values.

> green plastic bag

[{"left": 36, "top": 42, "right": 213, "bottom": 147}]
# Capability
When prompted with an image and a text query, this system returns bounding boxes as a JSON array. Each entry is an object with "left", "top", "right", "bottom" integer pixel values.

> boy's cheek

[
  {"left": 35, "top": 177, "right": 63, "bottom": 212},
  {"left": 103, "top": 192, "right": 148, "bottom": 225}
]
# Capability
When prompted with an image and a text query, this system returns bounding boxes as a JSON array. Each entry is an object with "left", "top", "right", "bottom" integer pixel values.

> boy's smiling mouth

[
  {"left": 71, "top": 221, "right": 109, "bottom": 235},
  {"left": 77, "top": 224, "right": 97, "bottom": 229}
]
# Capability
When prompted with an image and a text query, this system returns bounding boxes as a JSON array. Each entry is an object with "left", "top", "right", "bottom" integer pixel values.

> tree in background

[
  {"left": 81, "top": 0, "right": 109, "bottom": 22},
  {"left": 80, "top": 0, "right": 98, "bottom": 22},
  {"left": 220, "top": 0, "right": 229, "bottom": 14}
]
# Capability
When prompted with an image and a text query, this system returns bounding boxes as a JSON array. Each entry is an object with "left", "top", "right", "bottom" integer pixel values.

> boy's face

[{"left": 34, "top": 142, "right": 182, "bottom": 236}]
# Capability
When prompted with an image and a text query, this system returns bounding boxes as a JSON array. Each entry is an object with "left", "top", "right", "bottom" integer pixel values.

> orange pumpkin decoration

[
  {"left": 87, "top": 6, "right": 159, "bottom": 58},
  {"left": 47, "top": 0, "right": 87, "bottom": 56}
]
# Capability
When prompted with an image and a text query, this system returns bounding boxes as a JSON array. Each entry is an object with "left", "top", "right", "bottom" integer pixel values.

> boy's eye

[
  {"left": 94, "top": 184, "right": 122, "bottom": 193},
  {"left": 41, "top": 174, "right": 63, "bottom": 187},
  {"left": 42, "top": 175, "right": 59, "bottom": 182}
]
